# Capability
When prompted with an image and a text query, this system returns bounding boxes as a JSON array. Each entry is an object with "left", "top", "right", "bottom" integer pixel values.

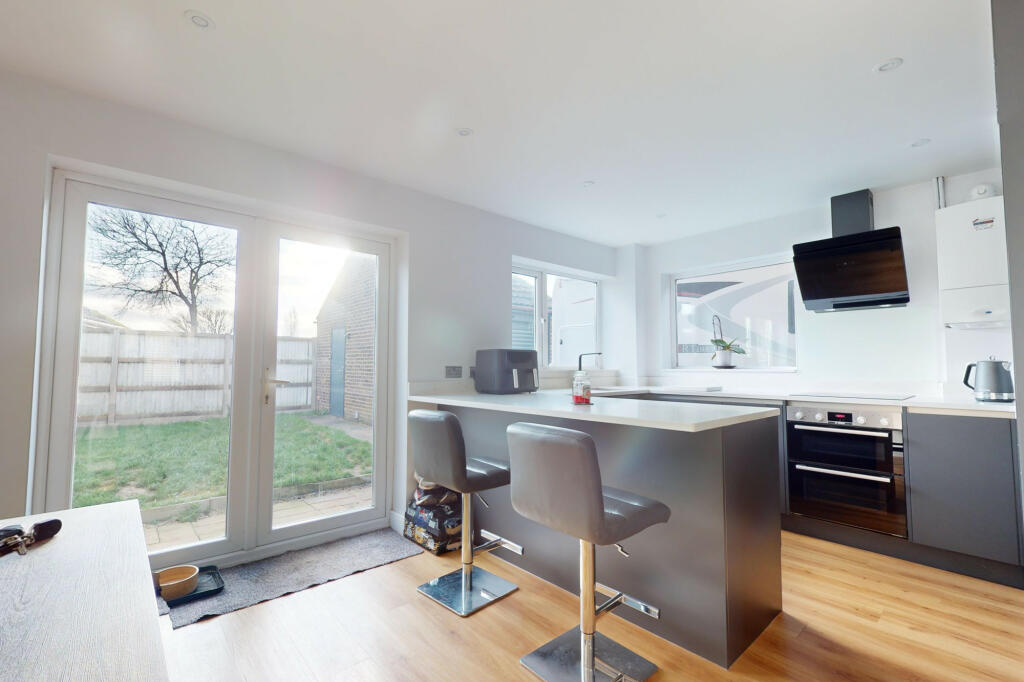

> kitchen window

[
  {"left": 511, "top": 269, "right": 599, "bottom": 368},
  {"left": 673, "top": 260, "right": 797, "bottom": 369}
]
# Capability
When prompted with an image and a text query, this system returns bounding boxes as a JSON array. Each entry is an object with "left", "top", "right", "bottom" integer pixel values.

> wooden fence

[{"left": 77, "top": 329, "right": 314, "bottom": 424}]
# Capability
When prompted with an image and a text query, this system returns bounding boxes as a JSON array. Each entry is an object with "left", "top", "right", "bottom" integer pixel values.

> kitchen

[
  {"left": 407, "top": 168, "right": 1023, "bottom": 675},
  {"left": 3, "top": 2, "right": 1024, "bottom": 681}
]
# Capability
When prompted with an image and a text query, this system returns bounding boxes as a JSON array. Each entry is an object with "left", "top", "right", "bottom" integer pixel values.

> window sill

[
  {"left": 540, "top": 368, "right": 618, "bottom": 377},
  {"left": 668, "top": 367, "right": 799, "bottom": 373}
]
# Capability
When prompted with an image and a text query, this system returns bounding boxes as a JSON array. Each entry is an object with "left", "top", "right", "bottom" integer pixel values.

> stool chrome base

[
  {"left": 521, "top": 627, "right": 658, "bottom": 682},
  {"left": 416, "top": 565, "right": 518, "bottom": 617}
]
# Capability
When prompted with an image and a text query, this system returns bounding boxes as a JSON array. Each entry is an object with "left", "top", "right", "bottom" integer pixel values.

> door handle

[
  {"left": 264, "top": 367, "right": 292, "bottom": 386},
  {"left": 792, "top": 424, "right": 889, "bottom": 438},
  {"left": 263, "top": 369, "right": 292, "bottom": 405},
  {"left": 794, "top": 464, "right": 893, "bottom": 483}
]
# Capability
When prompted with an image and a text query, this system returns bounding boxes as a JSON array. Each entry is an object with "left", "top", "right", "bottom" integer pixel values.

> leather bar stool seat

[
  {"left": 593, "top": 487, "right": 671, "bottom": 546},
  {"left": 462, "top": 456, "right": 512, "bottom": 492}
]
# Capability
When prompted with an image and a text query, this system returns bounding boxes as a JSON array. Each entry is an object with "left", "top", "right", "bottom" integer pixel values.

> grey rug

[{"left": 157, "top": 529, "right": 421, "bottom": 628}]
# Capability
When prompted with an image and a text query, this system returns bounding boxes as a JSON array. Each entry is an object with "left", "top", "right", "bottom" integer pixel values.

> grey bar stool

[
  {"left": 409, "top": 409, "right": 524, "bottom": 616},
  {"left": 507, "top": 422, "right": 671, "bottom": 682}
]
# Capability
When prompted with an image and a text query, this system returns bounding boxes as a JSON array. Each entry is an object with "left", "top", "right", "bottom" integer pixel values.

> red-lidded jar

[{"left": 572, "top": 371, "right": 592, "bottom": 405}]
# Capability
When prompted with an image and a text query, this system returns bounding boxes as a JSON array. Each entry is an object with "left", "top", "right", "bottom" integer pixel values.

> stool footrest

[
  {"left": 478, "top": 528, "right": 524, "bottom": 556},
  {"left": 595, "top": 583, "right": 659, "bottom": 620}
]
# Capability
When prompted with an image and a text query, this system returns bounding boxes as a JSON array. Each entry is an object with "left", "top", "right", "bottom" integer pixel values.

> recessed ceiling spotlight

[
  {"left": 873, "top": 57, "right": 904, "bottom": 73},
  {"left": 184, "top": 10, "right": 215, "bottom": 30},
  {"left": 910, "top": 137, "right": 932, "bottom": 148},
  {"left": 582, "top": 180, "right": 596, "bottom": 188},
  {"left": 455, "top": 128, "right": 474, "bottom": 137}
]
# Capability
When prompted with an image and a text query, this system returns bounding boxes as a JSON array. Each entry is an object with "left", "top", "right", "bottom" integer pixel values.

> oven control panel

[{"left": 787, "top": 403, "right": 902, "bottom": 430}]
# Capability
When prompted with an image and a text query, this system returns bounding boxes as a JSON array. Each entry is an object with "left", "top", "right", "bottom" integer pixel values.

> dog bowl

[{"left": 156, "top": 565, "right": 200, "bottom": 601}]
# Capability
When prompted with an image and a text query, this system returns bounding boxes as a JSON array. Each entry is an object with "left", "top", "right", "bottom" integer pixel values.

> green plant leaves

[{"left": 710, "top": 337, "right": 745, "bottom": 354}]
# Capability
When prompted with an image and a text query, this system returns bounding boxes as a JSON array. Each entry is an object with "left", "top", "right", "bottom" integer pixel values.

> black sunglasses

[{"left": 0, "top": 519, "right": 62, "bottom": 558}]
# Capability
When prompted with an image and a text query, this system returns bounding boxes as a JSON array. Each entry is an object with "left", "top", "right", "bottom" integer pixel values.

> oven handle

[
  {"left": 794, "top": 464, "right": 893, "bottom": 483},
  {"left": 792, "top": 424, "right": 890, "bottom": 438}
]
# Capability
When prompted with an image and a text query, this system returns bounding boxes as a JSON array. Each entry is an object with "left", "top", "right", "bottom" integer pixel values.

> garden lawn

[{"left": 72, "top": 412, "right": 372, "bottom": 510}]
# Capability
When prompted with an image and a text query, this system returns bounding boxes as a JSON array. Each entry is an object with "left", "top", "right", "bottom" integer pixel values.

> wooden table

[{"left": 0, "top": 500, "right": 169, "bottom": 681}]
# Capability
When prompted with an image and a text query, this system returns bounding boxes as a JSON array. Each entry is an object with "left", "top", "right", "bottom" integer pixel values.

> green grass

[{"left": 72, "top": 413, "right": 372, "bottom": 510}]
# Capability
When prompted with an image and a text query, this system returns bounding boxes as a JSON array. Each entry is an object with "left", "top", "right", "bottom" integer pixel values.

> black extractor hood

[{"left": 792, "top": 189, "right": 910, "bottom": 313}]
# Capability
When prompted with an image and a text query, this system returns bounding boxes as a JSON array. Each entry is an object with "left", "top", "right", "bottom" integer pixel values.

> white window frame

[
  {"left": 512, "top": 266, "right": 601, "bottom": 369},
  {"left": 669, "top": 254, "right": 798, "bottom": 372}
]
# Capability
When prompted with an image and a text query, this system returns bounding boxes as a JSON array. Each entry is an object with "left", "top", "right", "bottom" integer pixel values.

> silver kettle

[{"left": 964, "top": 357, "right": 1015, "bottom": 402}]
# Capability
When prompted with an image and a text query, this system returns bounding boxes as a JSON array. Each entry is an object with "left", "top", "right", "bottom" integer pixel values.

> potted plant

[
  {"left": 711, "top": 338, "right": 745, "bottom": 368},
  {"left": 710, "top": 315, "right": 745, "bottom": 368}
]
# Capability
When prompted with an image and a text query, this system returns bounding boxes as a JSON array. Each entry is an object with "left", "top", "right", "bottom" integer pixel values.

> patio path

[{"left": 146, "top": 480, "right": 373, "bottom": 552}]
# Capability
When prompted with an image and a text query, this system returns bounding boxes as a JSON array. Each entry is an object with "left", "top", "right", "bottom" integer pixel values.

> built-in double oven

[{"left": 786, "top": 402, "right": 906, "bottom": 538}]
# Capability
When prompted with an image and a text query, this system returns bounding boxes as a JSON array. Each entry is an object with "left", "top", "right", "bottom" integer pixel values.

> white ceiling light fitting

[
  {"left": 910, "top": 137, "right": 932, "bottom": 148},
  {"left": 873, "top": 57, "right": 904, "bottom": 73},
  {"left": 656, "top": 213, "right": 667, "bottom": 219},
  {"left": 582, "top": 180, "right": 596, "bottom": 188},
  {"left": 455, "top": 128, "right": 474, "bottom": 137},
  {"left": 184, "top": 10, "right": 215, "bottom": 30}
]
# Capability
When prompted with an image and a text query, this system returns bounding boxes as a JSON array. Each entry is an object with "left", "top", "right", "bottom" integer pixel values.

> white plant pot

[{"left": 712, "top": 350, "right": 733, "bottom": 368}]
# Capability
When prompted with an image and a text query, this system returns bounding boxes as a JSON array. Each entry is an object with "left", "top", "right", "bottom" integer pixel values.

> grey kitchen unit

[
  {"left": 784, "top": 409, "right": 1024, "bottom": 588},
  {"left": 617, "top": 393, "right": 788, "bottom": 512},
  {"left": 905, "top": 413, "right": 1023, "bottom": 566},
  {"left": 599, "top": 391, "right": 1024, "bottom": 586},
  {"left": 408, "top": 391, "right": 783, "bottom": 668}
]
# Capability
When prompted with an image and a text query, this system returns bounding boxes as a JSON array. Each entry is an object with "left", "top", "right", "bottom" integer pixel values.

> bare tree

[
  {"left": 87, "top": 206, "right": 236, "bottom": 333},
  {"left": 170, "top": 308, "right": 233, "bottom": 335},
  {"left": 285, "top": 307, "right": 299, "bottom": 336}
]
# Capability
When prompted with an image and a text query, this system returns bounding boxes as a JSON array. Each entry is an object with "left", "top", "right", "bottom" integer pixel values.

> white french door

[
  {"left": 254, "top": 224, "right": 390, "bottom": 547},
  {"left": 37, "top": 172, "right": 391, "bottom": 567}
]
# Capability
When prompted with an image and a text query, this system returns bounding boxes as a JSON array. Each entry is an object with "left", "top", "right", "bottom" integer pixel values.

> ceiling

[{"left": 0, "top": 1, "right": 1000, "bottom": 246}]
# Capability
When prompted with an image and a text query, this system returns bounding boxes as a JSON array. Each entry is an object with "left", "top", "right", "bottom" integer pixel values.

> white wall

[
  {"left": 633, "top": 167, "right": 1007, "bottom": 396},
  {"left": 600, "top": 245, "right": 642, "bottom": 385},
  {"left": 0, "top": 70, "right": 616, "bottom": 518}
]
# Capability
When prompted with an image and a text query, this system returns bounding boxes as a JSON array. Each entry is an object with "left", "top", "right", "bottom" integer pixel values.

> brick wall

[{"left": 314, "top": 254, "right": 377, "bottom": 423}]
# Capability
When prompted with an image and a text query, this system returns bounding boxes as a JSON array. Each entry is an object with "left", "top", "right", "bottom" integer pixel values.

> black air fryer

[{"left": 474, "top": 349, "right": 539, "bottom": 394}]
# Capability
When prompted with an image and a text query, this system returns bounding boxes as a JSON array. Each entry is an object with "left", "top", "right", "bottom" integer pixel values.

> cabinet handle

[
  {"left": 793, "top": 424, "right": 890, "bottom": 438},
  {"left": 795, "top": 464, "right": 893, "bottom": 483}
]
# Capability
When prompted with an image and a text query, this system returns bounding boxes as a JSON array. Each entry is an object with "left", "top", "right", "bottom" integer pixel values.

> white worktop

[
  {"left": 408, "top": 389, "right": 780, "bottom": 433},
  {"left": 902, "top": 396, "right": 1016, "bottom": 418},
  {"left": 588, "top": 386, "right": 1017, "bottom": 419}
]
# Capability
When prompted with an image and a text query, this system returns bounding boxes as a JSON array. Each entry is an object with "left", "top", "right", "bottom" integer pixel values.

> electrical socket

[{"left": 445, "top": 365, "right": 463, "bottom": 379}]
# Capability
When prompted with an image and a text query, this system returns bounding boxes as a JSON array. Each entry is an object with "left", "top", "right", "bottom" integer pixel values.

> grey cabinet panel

[
  {"left": 906, "top": 414, "right": 1020, "bottom": 565},
  {"left": 635, "top": 394, "right": 788, "bottom": 512}
]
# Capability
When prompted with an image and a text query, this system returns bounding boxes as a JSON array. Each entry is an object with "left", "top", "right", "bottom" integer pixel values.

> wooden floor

[{"left": 161, "top": 531, "right": 1024, "bottom": 681}]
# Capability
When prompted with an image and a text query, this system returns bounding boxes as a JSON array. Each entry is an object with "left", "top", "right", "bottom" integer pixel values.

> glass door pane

[
  {"left": 511, "top": 272, "right": 538, "bottom": 350},
  {"left": 544, "top": 274, "right": 598, "bottom": 367},
  {"left": 270, "top": 238, "right": 378, "bottom": 529},
  {"left": 72, "top": 202, "right": 238, "bottom": 552}
]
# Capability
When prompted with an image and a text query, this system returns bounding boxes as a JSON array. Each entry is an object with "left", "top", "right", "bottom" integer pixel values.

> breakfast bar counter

[{"left": 408, "top": 390, "right": 782, "bottom": 667}]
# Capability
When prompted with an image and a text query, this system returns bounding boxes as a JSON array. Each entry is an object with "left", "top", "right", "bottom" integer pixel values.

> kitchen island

[{"left": 408, "top": 389, "right": 781, "bottom": 667}]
